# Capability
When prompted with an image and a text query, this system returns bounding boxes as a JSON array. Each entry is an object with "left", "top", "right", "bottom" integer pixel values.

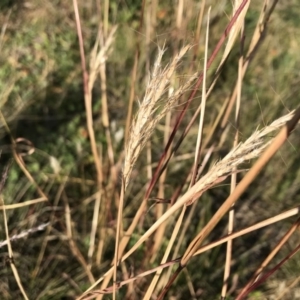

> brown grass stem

[
  {"left": 191, "top": 6, "right": 211, "bottom": 186},
  {"left": 222, "top": 11, "right": 245, "bottom": 298},
  {"left": 80, "top": 205, "right": 300, "bottom": 297},
  {"left": 236, "top": 242, "right": 300, "bottom": 299},
  {"left": 1, "top": 164, "right": 29, "bottom": 300},
  {"left": 125, "top": 0, "right": 146, "bottom": 142},
  {"left": 177, "top": 106, "right": 300, "bottom": 268},
  {"left": 145, "top": 0, "right": 250, "bottom": 201},
  {"left": 237, "top": 217, "right": 300, "bottom": 298},
  {"left": 79, "top": 108, "right": 297, "bottom": 299}
]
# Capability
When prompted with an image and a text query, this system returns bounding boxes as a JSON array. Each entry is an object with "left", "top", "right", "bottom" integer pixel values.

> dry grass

[
  {"left": 123, "top": 44, "right": 196, "bottom": 188},
  {"left": 0, "top": 0, "right": 300, "bottom": 299}
]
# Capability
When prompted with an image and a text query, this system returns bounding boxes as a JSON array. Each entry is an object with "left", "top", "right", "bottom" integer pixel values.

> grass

[{"left": 0, "top": 0, "right": 300, "bottom": 299}]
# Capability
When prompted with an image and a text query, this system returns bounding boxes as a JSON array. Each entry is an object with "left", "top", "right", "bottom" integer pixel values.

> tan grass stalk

[
  {"left": 144, "top": 2, "right": 151, "bottom": 70},
  {"left": 73, "top": 4, "right": 116, "bottom": 290},
  {"left": 183, "top": 268, "right": 197, "bottom": 299},
  {"left": 237, "top": 217, "right": 300, "bottom": 297},
  {"left": 146, "top": 8, "right": 211, "bottom": 297},
  {"left": 79, "top": 110, "right": 297, "bottom": 299},
  {"left": 150, "top": 108, "right": 171, "bottom": 263},
  {"left": 193, "top": 0, "right": 206, "bottom": 60},
  {"left": 222, "top": 0, "right": 277, "bottom": 128},
  {"left": 103, "top": 0, "right": 109, "bottom": 37},
  {"left": 2, "top": 198, "right": 29, "bottom": 299},
  {"left": 0, "top": 197, "right": 46, "bottom": 210},
  {"left": 84, "top": 47, "right": 196, "bottom": 298},
  {"left": 166, "top": 185, "right": 202, "bottom": 283},
  {"left": 176, "top": 0, "right": 184, "bottom": 31},
  {"left": 73, "top": 0, "right": 99, "bottom": 184},
  {"left": 100, "top": 66, "right": 115, "bottom": 164},
  {"left": 96, "top": 26, "right": 116, "bottom": 230},
  {"left": 33, "top": 179, "right": 68, "bottom": 277},
  {"left": 73, "top": 0, "right": 117, "bottom": 186},
  {"left": 80, "top": 205, "right": 300, "bottom": 297},
  {"left": 89, "top": 25, "right": 117, "bottom": 173},
  {"left": 150, "top": 0, "right": 157, "bottom": 30},
  {"left": 144, "top": 204, "right": 185, "bottom": 300},
  {"left": 0, "top": 165, "right": 29, "bottom": 300},
  {"left": 236, "top": 243, "right": 300, "bottom": 299},
  {"left": 88, "top": 191, "right": 102, "bottom": 262},
  {"left": 191, "top": 6, "right": 211, "bottom": 186},
  {"left": 222, "top": 22, "right": 244, "bottom": 299},
  {"left": 181, "top": 107, "right": 300, "bottom": 267},
  {"left": 125, "top": 52, "right": 139, "bottom": 143},
  {"left": 217, "top": 0, "right": 250, "bottom": 72},
  {"left": 121, "top": 110, "right": 296, "bottom": 261},
  {"left": 63, "top": 192, "right": 95, "bottom": 284},
  {"left": 88, "top": 145, "right": 102, "bottom": 264},
  {"left": 125, "top": 0, "right": 146, "bottom": 143},
  {"left": 113, "top": 45, "right": 196, "bottom": 298},
  {"left": 0, "top": 9, "right": 11, "bottom": 51}
]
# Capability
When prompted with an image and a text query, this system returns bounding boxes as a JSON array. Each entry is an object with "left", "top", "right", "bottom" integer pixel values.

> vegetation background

[{"left": 0, "top": 0, "right": 299, "bottom": 299}]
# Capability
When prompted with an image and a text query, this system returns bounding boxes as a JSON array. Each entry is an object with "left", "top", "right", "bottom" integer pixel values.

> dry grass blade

[
  {"left": 80, "top": 205, "right": 300, "bottom": 297},
  {"left": 1, "top": 164, "right": 29, "bottom": 300},
  {"left": 145, "top": 0, "right": 251, "bottom": 200},
  {"left": 156, "top": 108, "right": 300, "bottom": 298},
  {"left": 217, "top": 0, "right": 250, "bottom": 71},
  {"left": 181, "top": 107, "right": 300, "bottom": 266},
  {"left": 113, "top": 44, "right": 196, "bottom": 299},
  {"left": 222, "top": 4, "right": 245, "bottom": 296},
  {"left": 2, "top": 199, "right": 29, "bottom": 300},
  {"left": 73, "top": 0, "right": 117, "bottom": 186},
  {"left": 237, "top": 217, "right": 300, "bottom": 298},
  {"left": 191, "top": 6, "right": 211, "bottom": 186},
  {"left": 221, "top": 0, "right": 278, "bottom": 131},
  {"left": 0, "top": 198, "right": 47, "bottom": 210},
  {"left": 119, "top": 110, "right": 296, "bottom": 263},
  {"left": 89, "top": 26, "right": 118, "bottom": 92},
  {"left": 33, "top": 179, "right": 68, "bottom": 278},
  {"left": 63, "top": 192, "right": 95, "bottom": 284},
  {"left": 125, "top": 0, "right": 146, "bottom": 143},
  {"left": 236, "top": 243, "right": 300, "bottom": 299},
  {"left": 186, "top": 110, "right": 295, "bottom": 205},
  {"left": 143, "top": 8, "right": 212, "bottom": 298},
  {"left": 1, "top": 0, "right": 297, "bottom": 299},
  {"left": 86, "top": 109, "right": 298, "bottom": 297}
]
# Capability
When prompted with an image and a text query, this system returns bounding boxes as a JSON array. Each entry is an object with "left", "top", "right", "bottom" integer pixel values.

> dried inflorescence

[
  {"left": 123, "top": 45, "right": 197, "bottom": 188},
  {"left": 186, "top": 110, "right": 295, "bottom": 205}
]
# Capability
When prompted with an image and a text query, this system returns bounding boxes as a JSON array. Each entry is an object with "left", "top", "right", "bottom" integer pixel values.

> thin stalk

[{"left": 222, "top": 23, "right": 244, "bottom": 299}]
